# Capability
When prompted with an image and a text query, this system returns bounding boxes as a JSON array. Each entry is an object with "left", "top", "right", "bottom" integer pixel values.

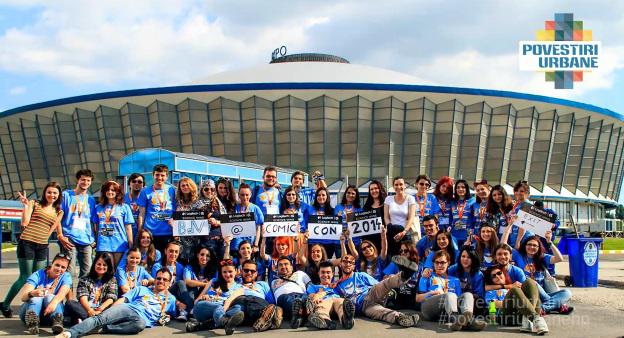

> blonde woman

[{"left": 170, "top": 178, "right": 199, "bottom": 264}]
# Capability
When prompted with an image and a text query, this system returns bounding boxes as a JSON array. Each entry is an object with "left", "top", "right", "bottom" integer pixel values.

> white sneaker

[
  {"left": 54, "top": 332, "right": 71, "bottom": 338},
  {"left": 520, "top": 316, "right": 534, "bottom": 333},
  {"left": 176, "top": 309, "right": 189, "bottom": 322},
  {"left": 533, "top": 316, "right": 549, "bottom": 335}
]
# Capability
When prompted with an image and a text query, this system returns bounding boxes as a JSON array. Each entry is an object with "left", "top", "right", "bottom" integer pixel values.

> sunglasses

[
  {"left": 155, "top": 277, "right": 170, "bottom": 282},
  {"left": 242, "top": 268, "right": 257, "bottom": 273},
  {"left": 434, "top": 261, "right": 448, "bottom": 265},
  {"left": 132, "top": 179, "right": 144, "bottom": 184},
  {"left": 490, "top": 271, "right": 503, "bottom": 278},
  {"left": 342, "top": 260, "right": 355, "bottom": 265},
  {"left": 203, "top": 187, "right": 215, "bottom": 192},
  {"left": 361, "top": 245, "right": 373, "bottom": 251},
  {"left": 220, "top": 259, "right": 233, "bottom": 266},
  {"left": 418, "top": 182, "right": 430, "bottom": 187},
  {"left": 399, "top": 249, "right": 410, "bottom": 254}
]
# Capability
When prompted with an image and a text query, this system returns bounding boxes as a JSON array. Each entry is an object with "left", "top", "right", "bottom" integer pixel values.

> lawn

[
  {"left": 1, "top": 242, "right": 15, "bottom": 250},
  {"left": 602, "top": 238, "right": 624, "bottom": 250}
]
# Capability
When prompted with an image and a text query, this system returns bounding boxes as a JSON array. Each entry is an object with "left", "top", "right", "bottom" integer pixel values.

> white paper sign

[
  {"left": 347, "top": 210, "right": 382, "bottom": 238},
  {"left": 220, "top": 213, "right": 257, "bottom": 238},
  {"left": 512, "top": 204, "right": 556, "bottom": 238},
  {"left": 263, "top": 214, "right": 299, "bottom": 237},
  {"left": 172, "top": 211, "right": 210, "bottom": 236},
  {"left": 308, "top": 215, "right": 342, "bottom": 240}
]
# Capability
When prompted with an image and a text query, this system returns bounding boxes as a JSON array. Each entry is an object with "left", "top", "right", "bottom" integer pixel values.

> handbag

[{"left": 542, "top": 269, "right": 560, "bottom": 293}]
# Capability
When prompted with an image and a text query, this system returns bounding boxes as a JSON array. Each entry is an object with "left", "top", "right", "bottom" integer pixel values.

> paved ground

[{"left": 0, "top": 250, "right": 623, "bottom": 337}]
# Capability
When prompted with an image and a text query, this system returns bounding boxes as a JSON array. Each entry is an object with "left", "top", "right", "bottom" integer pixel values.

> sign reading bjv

[
  {"left": 172, "top": 211, "right": 209, "bottom": 236},
  {"left": 518, "top": 13, "right": 600, "bottom": 89}
]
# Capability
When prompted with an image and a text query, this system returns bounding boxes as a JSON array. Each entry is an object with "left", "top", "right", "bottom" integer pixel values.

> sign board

[
  {"left": 263, "top": 214, "right": 299, "bottom": 237},
  {"left": 512, "top": 204, "right": 556, "bottom": 238},
  {"left": 220, "top": 213, "right": 257, "bottom": 238},
  {"left": 347, "top": 210, "right": 382, "bottom": 238},
  {"left": 308, "top": 215, "right": 342, "bottom": 240},
  {"left": 172, "top": 210, "right": 209, "bottom": 236}
]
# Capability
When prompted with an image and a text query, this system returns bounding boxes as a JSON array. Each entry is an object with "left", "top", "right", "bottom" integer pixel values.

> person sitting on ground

[
  {"left": 270, "top": 256, "right": 311, "bottom": 329},
  {"left": 334, "top": 254, "right": 420, "bottom": 328},
  {"left": 151, "top": 240, "right": 187, "bottom": 320},
  {"left": 306, "top": 261, "right": 356, "bottom": 330},
  {"left": 19, "top": 253, "right": 72, "bottom": 335},
  {"left": 115, "top": 246, "right": 153, "bottom": 294},
  {"left": 382, "top": 241, "right": 421, "bottom": 311},
  {"left": 352, "top": 226, "right": 388, "bottom": 281},
  {"left": 55, "top": 268, "right": 180, "bottom": 338},
  {"left": 65, "top": 253, "right": 118, "bottom": 326}
]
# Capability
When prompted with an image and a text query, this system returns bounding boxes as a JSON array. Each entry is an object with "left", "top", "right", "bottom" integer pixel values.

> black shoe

[
  {"left": 223, "top": 312, "right": 244, "bottom": 335},
  {"left": 51, "top": 313, "right": 64, "bottom": 334},
  {"left": 391, "top": 256, "right": 419, "bottom": 281},
  {"left": 325, "top": 319, "right": 337, "bottom": 330},
  {"left": 291, "top": 298, "right": 304, "bottom": 329},
  {"left": 0, "top": 302, "right": 12, "bottom": 318},
  {"left": 25, "top": 310, "right": 39, "bottom": 335},
  {"left": 342, "top": 298, "right": 355, "bottom": 329},
  {"left": 186, "top": 318, "right": 214, "bottom": 332}
]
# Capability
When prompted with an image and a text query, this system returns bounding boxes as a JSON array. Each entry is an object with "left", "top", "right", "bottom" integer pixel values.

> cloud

[{"left": 8, "top": 85, "right": 25, "bottom": 95}]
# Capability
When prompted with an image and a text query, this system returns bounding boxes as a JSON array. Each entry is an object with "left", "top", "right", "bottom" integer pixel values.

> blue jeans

[
  {"left": 276, "top": 293, "right": 307, "bottom": 319},
  {"left": 20, "top": 295, "right": 64, "bottom": 324},
  {"left": 68, "top": 303, "right": 146, "bottom": 338},
  {"left": 537, "top": 283, "right": 572, "bottom": 312},
  {"left": 170, "top": 281, "right": 197, "bottom": 311},
  {"left": 60, "top": 240, "right": 93, "bottom": 279},
  {"left": 194, "top": 301, "right": 242, "bottom": 324}
]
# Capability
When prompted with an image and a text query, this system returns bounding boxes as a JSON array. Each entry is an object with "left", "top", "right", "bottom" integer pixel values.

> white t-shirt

[
  {"left": 271, "top": 270, "right": 311, "bottom": 300},
  {"left": 384, "top": 194, "right": 416, "bottom": 227}
]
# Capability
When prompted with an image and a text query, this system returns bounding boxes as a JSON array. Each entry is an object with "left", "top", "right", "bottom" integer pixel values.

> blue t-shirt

[
  {"left": 449, "top": 198, "right": 475, "bottom": 242},
  {"left": 506, "top": 264, "right": 527, "bottom": 284},
  {"left": 200, "top": 281, "right": 242, "bottom": 306},
  {"left": 436, "top": 196, "right": 453, "bottom": 228},
  {"left": 308, "top": 206, "right": 338, "bottom": 245},
  {"left": 335, "top": 272, "right": 378, "bottom": 313},
  {"left": 485, "top": 289, "right": 507, "bottom": 315},
  {"left": 26, "top": 269, "right": 72, "bottom": 294},
  {"left": 512, "top": 251, "right": 553, "bottom": 286},
  {"left": 241, "top": 281, "right": 274, "bottom": 304},
  {"left": 116, "top": 265, "right": 153, "bottom": 289},
  {"left": 265, "top": 254, "right": 296, "bottom": 284},
  {"left": 335, "top": 204, "right": 363, "bottom": 245},
  {"left": 118, "top": 249, "right": 162, "bottom": 270},
  {"left": 60, "top": 190, "right": 96, "bottom": 246},
  {"left": 282, "top": 202, "right": 312, "bottom": 232},
  {"left": 418, "top": 273, "right": 462, "bottom": 297},
  {"left": 182, "top": 265, "right": 214, "bottom": 283},
  {"left": 137, "top": 185, "right": 176, "bottom": 236},
  {"left": 414, "top": 193, "right": 441, "bottom": 231},
  {"left": 508, "top": 201, "right": 534, "bottom": 244},
  {"left": 124, "top": 193, "right": 141, "bottom": 237},
  {"left": 124, "top": 286, "right": 177, "bottom": 327},
  {"left": 92, "top": 203, "right": 135, "bottom": 253},
  {"left": 469, "top": 201, "right": 489, "bottom": 233},
  {"left": 252, "top": 186, "right": 281, "bottom": 216},
  {"left": 231, "top": 203, "right": 265, "bottom": 249},
  {"left": 356, "top": 256, "right": 387, "bottom": 281},
  {"left": 307, "top": 284, "right": 340, "bottom": 299},
  {"left": 152, "top": 262, "right": 185, "bottom": 283},
  {"left": 448, "top": 264, "right": 485, "bottom": 298},
  {"left": 416, "top": 236, "right": 436, "bottom": 264},
  {"left": 298, "top": 187, "right": 316, "bottom": 206}
]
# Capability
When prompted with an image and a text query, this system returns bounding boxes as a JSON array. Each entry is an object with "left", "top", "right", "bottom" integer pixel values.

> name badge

[
  {"left": 72, "top": 217, "right": 88, "bottom": 231},
  {"left": 266, "top": 204, "right": 279, "bottom": 215},
  {"left": 439, "top": 217, "right": 450, "bottom": 225},
  {"left": 454, "top": 221, "right": 466, "bottom": 230},
  {"left": 498, "top": 226, "right": 508, "bottom": 235}
]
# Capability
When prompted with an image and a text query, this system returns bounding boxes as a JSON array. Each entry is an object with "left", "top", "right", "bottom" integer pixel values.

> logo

[
  {"left": 583, "top": 241, "right": 598, "bottom": 267},
  {"left": 519, "top": 13, "right": 600, "bottom": 89}
]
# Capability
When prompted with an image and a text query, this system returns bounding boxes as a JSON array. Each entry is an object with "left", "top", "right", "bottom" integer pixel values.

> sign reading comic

[
  {"left": 263, "top": 214, "right": 299, "bottom": 237},
  {"left": 172, "top": 211, "right": 209, "bottom": 236},
  {"left": 220, "top": 213, "right": 257, "bottom": 238},
  {"left": 308, "top": 215, "right": 342, "bottom": 240},
  {"left": 512, "top": 204, "right": 556, "bottom": 238}
]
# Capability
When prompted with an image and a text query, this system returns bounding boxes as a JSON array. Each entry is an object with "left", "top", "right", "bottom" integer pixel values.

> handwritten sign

[
  {"left": 172, "top": 211, "right": 209, "bottom": 236},
  {"left": 220, "top": 213, "right": 257, "bottom": 238},
  {"left": 308, "top": 215, "right": 342, "bottom": 240},
  {"left": 263, "top": 214, "right": 299, "bottom": 237},
  {"left": 512, "top": 204, "right": 556, "bottom": 238},
  {"left": 347, "top": 210, "right": 382, "bottom": 238}
]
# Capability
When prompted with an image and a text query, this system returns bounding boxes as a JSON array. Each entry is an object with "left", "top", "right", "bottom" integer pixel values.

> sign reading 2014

[{"left": 347, "top": 210, "right": 382, "bottom": 238}]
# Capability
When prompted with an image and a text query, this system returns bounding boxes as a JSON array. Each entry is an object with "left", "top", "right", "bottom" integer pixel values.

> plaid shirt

[{"left": 76, "top": 276, "right": 118, "bottom": 307}]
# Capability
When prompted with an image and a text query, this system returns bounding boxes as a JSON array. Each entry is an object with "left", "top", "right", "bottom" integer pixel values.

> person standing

[
  {"left": 291, "top": 170, "right": 326, "bottom": 206},
  {"left": 449, "top": 179, "right": 474, "bottom": 243},
  {"left": 59, "top": 169, "right": 97, "bottom": 279},
  {"left": 414, "top": 175, "right": 440, "bottom": 235},
  {"left": 137, "top": 164, "right": 176, "bottom": 254},
  {"left": 124, "top": 173, "right": 145, "bottom": 242},
  {"left": 384, "top": 177, "right": 417, "bottom": 256},
  {"left": 469, "top": 180, "right": 491, "bottom": 235},
  {"left": 251, "top": 166, "right": 282, "bottom": 253},
  {"left": 93, "top": 181, "right": 134, "bottom": 267},
  {"left": 1, "top": 183, "right": 64, "bottom": 318}
]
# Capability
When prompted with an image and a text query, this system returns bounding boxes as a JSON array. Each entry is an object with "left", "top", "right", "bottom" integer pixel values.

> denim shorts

[{"left": 17, "top": 239, "right": 48, "bottom": 261}]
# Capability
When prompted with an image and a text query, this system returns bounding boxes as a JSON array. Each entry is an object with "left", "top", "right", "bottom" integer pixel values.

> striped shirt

[{"left": 20, "top": 202, "right": 62, "bottom": 245}]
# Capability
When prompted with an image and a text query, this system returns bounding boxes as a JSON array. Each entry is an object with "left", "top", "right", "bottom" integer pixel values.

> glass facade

[{"left": 0, "top": 93, "right": 623, "bottom": 205}]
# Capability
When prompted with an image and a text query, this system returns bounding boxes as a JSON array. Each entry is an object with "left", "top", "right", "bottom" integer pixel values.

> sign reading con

[
  {"left": 172, "top": 211, "right": 209, "bottom": 236},
  {"left": 512, "top": 204, "right": 556, "bottom": 238},
  {"left": 347, "top": 210, "right": 382, "bottom": 238},
  {"left": 220, "top": 213, "right": 257, "bottom": 238},
  {"left": 263, "top": 214, "right": 299, "bottom": 237},
  {"left": 308, "top": 215, "right": 342, "bottom": 240}
]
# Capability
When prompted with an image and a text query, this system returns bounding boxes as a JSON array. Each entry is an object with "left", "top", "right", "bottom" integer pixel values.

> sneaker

[
  {"left": 409, "top": 313, "right": 420, "bottom": 327},
  {"left": 555, "top": 304, "right": 574, "bottom": 315},
  {"left": 272, "top": 306, "right": 283, "bottom": 329},
  {"left": 253, "top": 304, "right": 276, "bottom": 332},
  {"left": 291, "top": 298, "right": 304, "bottom": 329},
  {"left": 186, "top": 318, "right": 214, "bottom": 332},
  {"left": 396, "top": 312, "right": 415, "bottom": 327},
  {"left": 520, "top": 316, "right": 534, "bottom": 333},
  {"left": 467, "top": 318, "right": 487, "bottom": 331},
  {"left": 223, "top": 312, "right": 244, "bottom": 336},
  {"left": 51, "top": 313, "right": 64, "bottom": 334},
  {"left": 391, "top": 256, "right": 419, "bottom": 281},
  {"left": 533, "top": 316, "right": 549, "bottom": 335},
  {"left": 24, "top": 310, "right": 39, "bottom": 335},
  {"left": 307, "top": 313, "right": 328, "bottom": 329},
  {"left": 448, "top": 312, "right": 463, "bottom": 331},
  {"left": 0, "top": 302, "right": 13, "bottom": 318},
  {"left": 54, "top": 332, "right": 71, "bottom": 338},
  {"left": 324, "top": 319, "right": 337, "bottom": 330},
  {"left": 341, "top": 298, "right": 356, "bottom": 329},
  {"left": 175, "top": 309, "right": 188, "bottom": 322}
]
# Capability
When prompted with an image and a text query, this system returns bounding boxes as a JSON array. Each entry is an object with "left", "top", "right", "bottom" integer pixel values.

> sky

[{"left": 0, "top": 0, "right": 623, "bottom": 200}]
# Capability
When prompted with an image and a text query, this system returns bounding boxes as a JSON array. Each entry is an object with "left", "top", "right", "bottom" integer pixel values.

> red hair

[
  {"left": 434, "top": 176, "right": 454, "bottom": 200},
  {"left": 271, "top": 236, "right": 293, "bottom": 259}
]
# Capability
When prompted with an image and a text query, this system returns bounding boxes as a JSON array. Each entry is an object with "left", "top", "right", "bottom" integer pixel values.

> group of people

[{"left": 0, "top": 164, "right": 573, "bottom": 337}]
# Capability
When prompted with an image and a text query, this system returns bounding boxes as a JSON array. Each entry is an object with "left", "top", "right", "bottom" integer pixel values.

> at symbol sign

[{"left": 231, "top": 225, "right": 243, "bottom": 235}]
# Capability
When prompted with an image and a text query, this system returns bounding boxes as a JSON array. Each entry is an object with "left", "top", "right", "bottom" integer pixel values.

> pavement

[{"left": 0, "top": 250, "right": 623, "bottom": 337}]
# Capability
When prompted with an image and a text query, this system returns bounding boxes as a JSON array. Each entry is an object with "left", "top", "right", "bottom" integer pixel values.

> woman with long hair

[
  {"left": 64, "top": 252, "right": 118, "bottom": 325},
  {"left": 448, "top": 247, "right": 488, "bottom": 323},
  {"left": 171, "top": 177, "right": 199, "bottom": 265},
  {"left": 179, "top": 245, "right": 219, "bottom": 314},
  {"left": 118, "top": 228, "right": 161, "bottom": 272},
  {"left": 335, "top": 184, "right": 363, "bottom": 249},
  {"left": 195, "top": 180, "right": 227, "bottom": 260},
  {"left": 384, "top": 177, "right": 418, "bottom": 256},
  {"left": 433, "top": 176, "right": 454, "bottom": 232},
  {"left": 93, "top": 180, "right": 134, "bottom": 267},
  {"left": 193, "top": 260, "right": 244, "bottom": 335},
  {"left": 298, "top": 239, "right": 347, "bottom": 284},
  {"left": 423, "top": 230, "right": 458, "bottom": 276},
  {"left": 216, "top": 177, "right": 237, "bottom": 214},
  {"left": 469, "top": 180, "right": 491, "bottom": 234},
  {"left": 1, "top": 182, "right": 63, "bottom": 318},
  {"left": 486, "top": 184, "right": 514, "bottom": 242},
  {"left": 383, "top": 241, "right": 421, "bottom": 311},
  {"left": 280, "top": 186, "right": 312, "bottom": 234},
  {"left": 363, "top": 180, "right": 387, "bottom": 251},
  {"left": 449, "top": 179, "right": 473, "bottom": 243},
  {"left": 307, "top": 187, "right": 341, "bottom": 258},
  {"left": 352, "top": 225, "right": 387, "bottom": 281},
  {"left": 115, "top": 246, "right": 153, "bottom": 294},
  {"left": 228, "top": 183, "right": 264, "bottom": 257}
]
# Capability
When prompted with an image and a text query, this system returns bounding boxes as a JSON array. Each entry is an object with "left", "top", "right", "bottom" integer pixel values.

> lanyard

[
  {"left": 155, "top": 291, "right": 169, "bottom": 315},
  {"left": 104, "top": 204, "right": 116, "bottom": 223},
  {"left": 317, "top": 207, "right": 325, "bottom": 216},
  {"left": 417, "top": 195, "right": 426, "bottom": 217},
  {"left": 153, "top": 187, "right": 168, "bottom": 210},
  {"left": 44, "top": 272, "right": 60, "bottom": 294},
  {"left": 286, "top": 205, "right": 298, "bottom": 214},
  {"left": 237, "top": 204, "right": 248, "bottom": 213},
  {"left": 263, "top": 186, "right": 275, "bottom": 206},
  {"left": 93, "top": 280, "right": 103, "bottom": 305},
  {"left": 168, "top": 263, "right": 177, "bottom": 279},
  {"left": 479, "top": 202, "right": 487, "bottom": 221},
  {"left": 75, "top": 194, "right": 87, "bottom": 218},
  {"left": 507, "top": 201, "right": 522, "bottom": 224},
  {"left": 126, "top": 266, "right": 137, "bottom": 288},
  {"left": 439, "top": 199, "right": 446, "bottom": 214},
  {"left": 456, "top": 199, "right": 466, "bottom": 220},
  {"left": 435, "top": 274, "right": 448, "bottom": 293}
]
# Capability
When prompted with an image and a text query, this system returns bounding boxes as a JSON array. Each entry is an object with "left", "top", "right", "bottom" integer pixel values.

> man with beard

[{"left": 270, "top": 257, "right": 311, "bottom": 329}]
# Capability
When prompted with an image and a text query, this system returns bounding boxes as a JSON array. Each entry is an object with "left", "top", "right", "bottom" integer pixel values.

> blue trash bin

[{"left": 567, "top": 237, "right": 602, "bottom": 287}]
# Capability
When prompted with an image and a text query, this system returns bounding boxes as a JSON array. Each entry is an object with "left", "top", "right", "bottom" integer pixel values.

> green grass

[
  {"left": 1, "top": 242, "right": 15, "bottom": 250},
  {"left": 602, "top": 238, "right": 624, "bottom": 251}
]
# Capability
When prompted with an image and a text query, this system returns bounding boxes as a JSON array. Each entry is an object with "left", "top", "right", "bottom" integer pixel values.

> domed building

[{"left": 1, "top": 52, "right": 623, "bottom": 229}]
